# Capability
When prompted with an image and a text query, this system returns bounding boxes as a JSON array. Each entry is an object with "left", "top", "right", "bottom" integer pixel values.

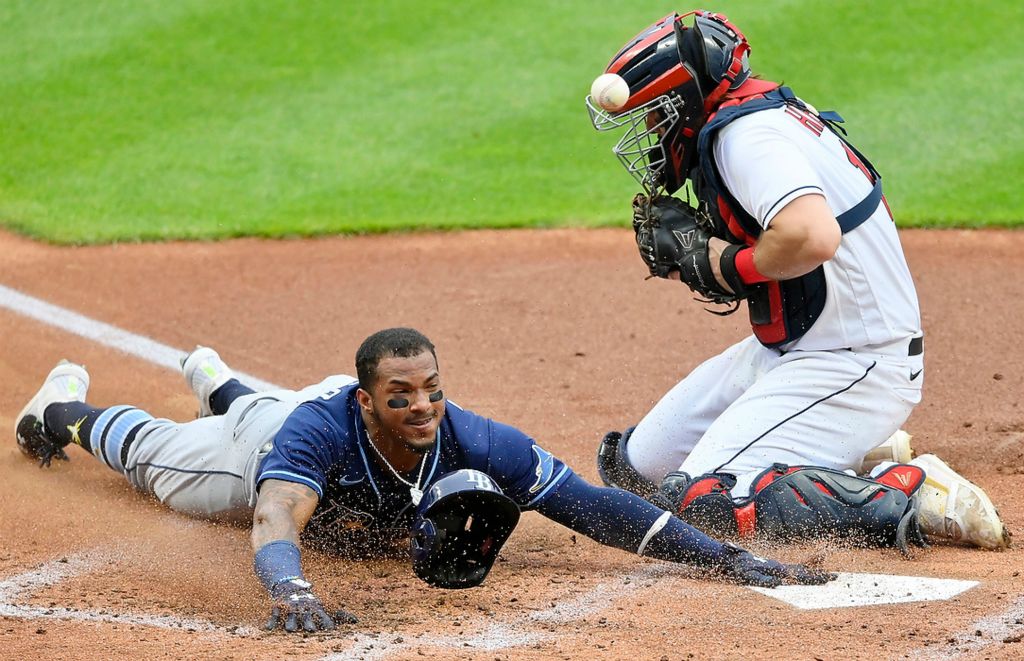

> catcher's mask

[
  {"left": 586, "top": 10, "right": 751, "bottom": 195},
  {"left": 409, "top": 469, "right": 521, "bottom": 589}
]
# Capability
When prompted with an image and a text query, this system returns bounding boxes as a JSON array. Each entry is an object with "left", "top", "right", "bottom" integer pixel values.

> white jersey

[{"left": 713, "top": 102, "right": 921, "bottom": 352}]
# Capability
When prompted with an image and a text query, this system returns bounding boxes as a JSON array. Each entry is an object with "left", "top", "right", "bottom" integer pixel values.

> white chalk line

[
  {"left": 910, "top": 593, "right": 1024, "bottom": 659},
  {"left": 321, "top": 564, "right": 678, "bottom": 661},
  {"left": 0, "top": 284, "right": 278, "bottom": 392},
  {"left": 0, "top": 552, "right": 256, "bottom": 636}
]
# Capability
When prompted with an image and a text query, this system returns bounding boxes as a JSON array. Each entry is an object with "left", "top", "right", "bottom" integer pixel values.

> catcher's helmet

[
  {"left": 409, "top": 469, "right": 521, "bottom": 589},
  {"left": 586, "top": 11, "right": 751, "bottom": 195}
]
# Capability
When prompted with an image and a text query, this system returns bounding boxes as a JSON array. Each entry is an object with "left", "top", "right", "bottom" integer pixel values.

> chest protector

[{"left": 693, "top": 83, "right": 884, "bottom": 348}]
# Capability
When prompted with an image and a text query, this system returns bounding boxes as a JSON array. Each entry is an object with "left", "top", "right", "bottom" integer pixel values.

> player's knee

[{"left": 653, "top": 472, "right": 740, "bottom": 538}]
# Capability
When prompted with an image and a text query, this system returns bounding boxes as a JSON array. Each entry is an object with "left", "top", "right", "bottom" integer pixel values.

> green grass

[{"left": 1, "top": 0, "right": 1021, "bottom": 243}]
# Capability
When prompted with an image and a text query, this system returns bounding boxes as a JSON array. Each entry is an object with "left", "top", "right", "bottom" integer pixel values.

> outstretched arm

[
  {"left": 251, "top": 479, "right": 357, "bottom": 632},
  {"left": 534, "top": 472, "right": 833, "bottom": 587},
  {"left": 252, "top": 479, "right": 319, "bottom": 548}
]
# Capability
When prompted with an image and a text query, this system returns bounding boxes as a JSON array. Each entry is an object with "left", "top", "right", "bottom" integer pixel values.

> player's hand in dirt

[
  {"left": 265, "top": 579, "right": 358, "bottom": 633},
  {"left": 716, "top": 543, "right": 836, "bottom": 588}
]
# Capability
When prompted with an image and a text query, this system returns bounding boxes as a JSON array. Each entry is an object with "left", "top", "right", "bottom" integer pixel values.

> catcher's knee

[
  {"left": 596, "top": 428, "right": 659, "bottom": 499},
  {"left": 654, "top": 464, "right": 929, "bottom": 553},
  {"left": 652, "top": 471, "right": 740, "bottom": 538}
]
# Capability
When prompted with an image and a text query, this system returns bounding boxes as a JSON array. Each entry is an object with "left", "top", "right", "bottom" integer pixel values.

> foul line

[
  {"left": 0, "top": 284, "right": 278, "bottom": 391},
  {"left": 321, "top": 564, "right": 679, "bottom": 660},
  {"left": 912, "top": 593, "right": 1024, "bottom": 659},
  {"left": 0, "top": 552, "right": 255, "bottom": 636}
]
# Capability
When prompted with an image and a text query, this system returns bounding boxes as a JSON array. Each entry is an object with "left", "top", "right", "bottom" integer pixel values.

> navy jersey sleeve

[
  {"left": 256, "top": 401, "right": 346, "bottom": 499},
  {"left": 482, "top": 419, "right": 573, "bottom": 509}
]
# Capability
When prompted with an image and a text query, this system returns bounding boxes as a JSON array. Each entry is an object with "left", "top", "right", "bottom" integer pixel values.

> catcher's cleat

[
  {"left": 596, "top": 428, "right": 659, "bottom": 499},
  {"left": 860, "top": 429, "right": 915, "bottom": 473},
  {"left": 15, "top": 360, "right": 90, "bottom": 467},
  {"left": 180, "top": 346, "right": 234, "bottom": 418},
  {"left": 912, "top": 454, "right": 1012, "bottom": 550}
]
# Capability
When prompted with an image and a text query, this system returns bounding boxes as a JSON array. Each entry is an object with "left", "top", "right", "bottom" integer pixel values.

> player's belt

[
  {"left": 815, "top": 335, "right": 924, "bottom": 358},
  {"left": 857, "top": 335, "right": 924, "bottom": 357}
]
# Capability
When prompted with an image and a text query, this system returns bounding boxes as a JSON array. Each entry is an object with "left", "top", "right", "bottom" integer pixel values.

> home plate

[{"left": 749, "top": 573, "right": 979, "bottom": 609}]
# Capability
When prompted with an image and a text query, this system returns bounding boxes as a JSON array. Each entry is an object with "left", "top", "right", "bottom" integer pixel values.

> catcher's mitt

[{"left": 631, "top": 194, "right": 749, "bottom": 310}]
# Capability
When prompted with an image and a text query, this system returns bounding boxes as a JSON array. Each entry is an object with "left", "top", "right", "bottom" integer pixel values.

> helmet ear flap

[
  {"left": 409, "top": 517, "right": 438, "bottom": 564},
  {"left": 410, "top": 469, "right": 521, "bottom": 589},
  {"left": 674, "top": 12, "right": 751, "bottom": 101},
  {"left": 674, "top": 18, "right": 709, "bottom": 98}
]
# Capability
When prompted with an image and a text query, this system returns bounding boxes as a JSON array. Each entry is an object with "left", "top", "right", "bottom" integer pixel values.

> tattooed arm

[
  {"left": 252, "top": 479, "right": 319, "bottom": 549},
  {"left": 250, "top": 480, "right": 355, "bottom": 632}
]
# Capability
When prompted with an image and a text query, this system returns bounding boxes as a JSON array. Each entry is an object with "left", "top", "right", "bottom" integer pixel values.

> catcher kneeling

[{"left": 586, "top": 10, "right": 1010, "bottom": 552}]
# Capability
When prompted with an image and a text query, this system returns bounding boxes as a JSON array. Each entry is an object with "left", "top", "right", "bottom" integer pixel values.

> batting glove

[
  {"left": 716, "top": 543, "right": 836, "bottom": 588},
  {"left": 265, "top": 578, "right": 358, "bottom": 633}
]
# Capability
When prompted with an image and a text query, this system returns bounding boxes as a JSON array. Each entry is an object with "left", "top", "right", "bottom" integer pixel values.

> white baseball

[{"left": 590, "top": 73, "right": 630, "bottom": 112}]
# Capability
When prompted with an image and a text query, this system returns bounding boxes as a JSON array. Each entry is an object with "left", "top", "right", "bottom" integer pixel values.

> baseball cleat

[
  {"left": 15, "top": 360, "right": 90, "bottom": 467},
  {"left": 180, "top": 346, "right": 233, "bottom": 417},
  {"left": 912, "top": 453, "right": 1011, "bottom": 550}
]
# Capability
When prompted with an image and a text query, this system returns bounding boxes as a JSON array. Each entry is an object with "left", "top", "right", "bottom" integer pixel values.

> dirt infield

[{"left": 1, "top": 227, "right": 1021, "bottom": 660}]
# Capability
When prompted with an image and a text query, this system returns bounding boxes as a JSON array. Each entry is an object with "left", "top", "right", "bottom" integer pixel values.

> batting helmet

[
  {"left": 409, "top": 469, "right": 521, "bottom": 589},
  {"left": 586, "top": 11, "right": 751, "bottom": 195}
]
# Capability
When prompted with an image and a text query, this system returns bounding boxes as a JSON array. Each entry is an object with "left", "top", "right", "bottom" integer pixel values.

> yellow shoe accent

[{"left": 911, "top": 454, "right": 1011, "bottom": 550}]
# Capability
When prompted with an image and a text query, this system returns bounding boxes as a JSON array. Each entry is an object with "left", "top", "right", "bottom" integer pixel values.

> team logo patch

[{"left": 528, "top": 445, "right": 555, "bottom": 494}]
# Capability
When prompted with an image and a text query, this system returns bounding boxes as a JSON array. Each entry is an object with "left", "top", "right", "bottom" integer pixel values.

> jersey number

[
  {"left": 319, "top": 388, "right": 343, "bottom": 401},
  {"left": 783, "top": 105, "right": 824, "bottom": 137}
]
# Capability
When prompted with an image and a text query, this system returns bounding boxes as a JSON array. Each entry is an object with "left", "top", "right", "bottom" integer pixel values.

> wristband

[
  {"left": 254, "top": 540, "right": 305, "bottom": 593},
  {"left": 721, "top": 245, "right": 770, "bottom": 291},
  {"left": 733, "top": 246, "right": 770, "bottom": 284}
]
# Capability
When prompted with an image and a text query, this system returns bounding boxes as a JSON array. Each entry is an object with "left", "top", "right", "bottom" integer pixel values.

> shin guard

[{"left": 662, "top": 464, "right": 928, "bottom": 553}]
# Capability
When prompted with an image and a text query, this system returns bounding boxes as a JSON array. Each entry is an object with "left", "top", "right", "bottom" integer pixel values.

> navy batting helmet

[
  {"left": 409, "top": 469, "right": 521, "bottom": 589},
  {"left": 586, "top": 11, "right": 751, "bottom": 195}
]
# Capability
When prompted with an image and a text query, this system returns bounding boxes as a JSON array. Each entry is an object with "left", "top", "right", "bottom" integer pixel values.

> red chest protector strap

[{"left": 694, "top": 83, "right": 885, "bottom": 347}]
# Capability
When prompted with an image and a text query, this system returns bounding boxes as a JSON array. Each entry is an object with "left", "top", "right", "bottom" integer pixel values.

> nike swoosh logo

[
  {"left": 338, "top": 475, "right": 365, "bottom": 486},
  {"left": 909, "top": 369, "right": 923, "bottom": 381}
]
